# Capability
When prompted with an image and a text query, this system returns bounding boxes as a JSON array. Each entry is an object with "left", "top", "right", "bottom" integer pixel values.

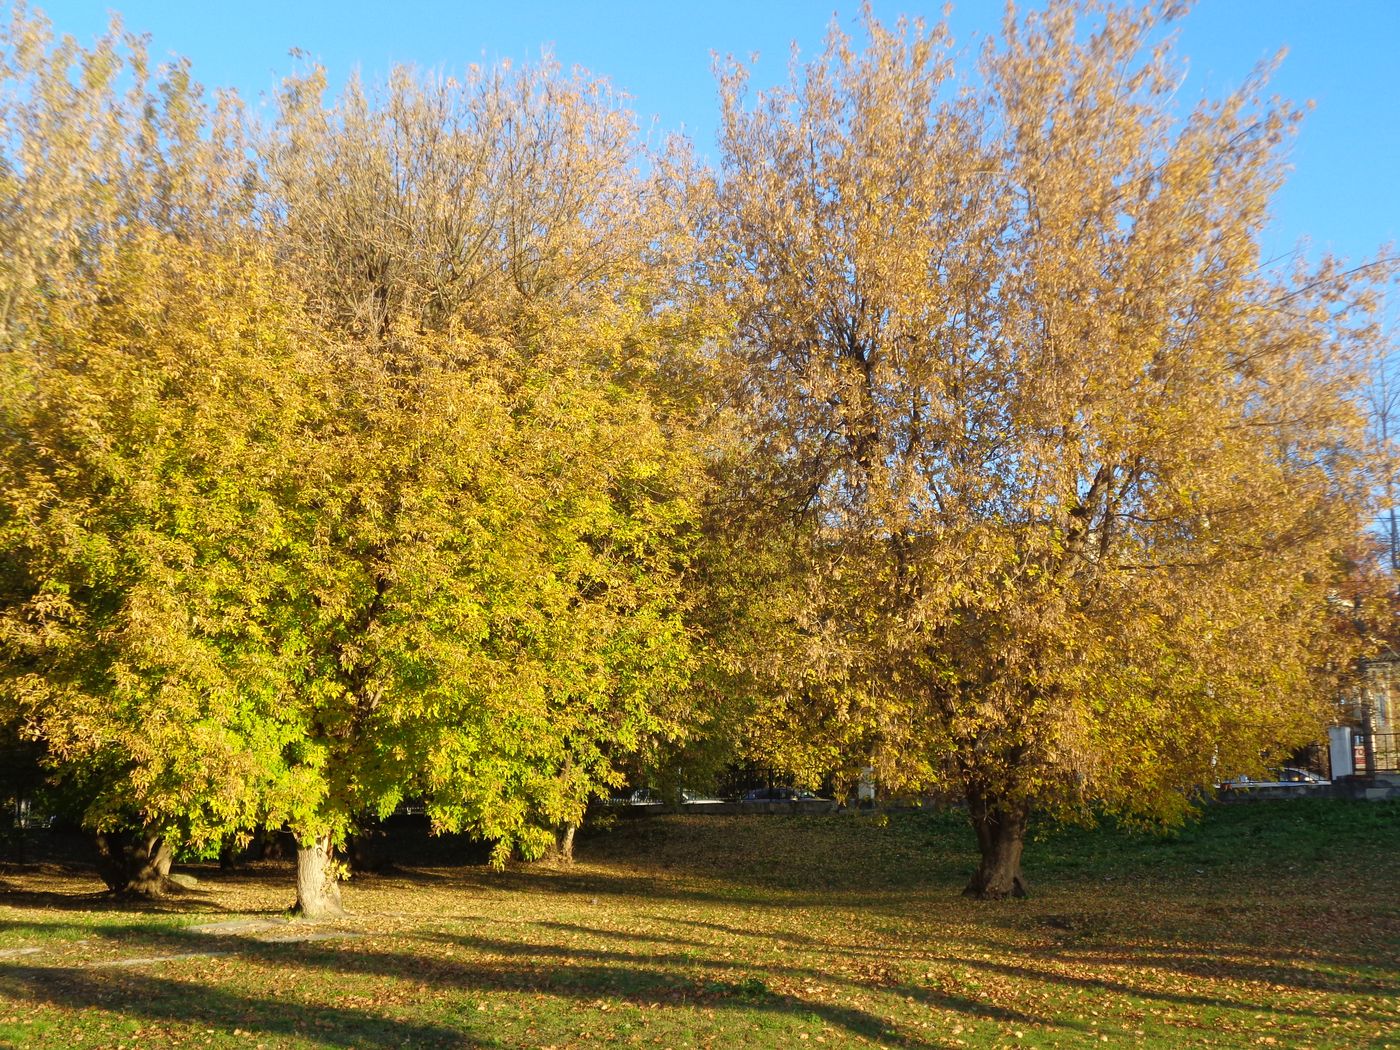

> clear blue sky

[{"left": 27, "top": 0, "right": 1400, "bottom": 277}]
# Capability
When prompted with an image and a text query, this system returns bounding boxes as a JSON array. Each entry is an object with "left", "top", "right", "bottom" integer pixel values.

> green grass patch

[{"left": 2, "top": 801, "right": 1397, "bottom": 1048}]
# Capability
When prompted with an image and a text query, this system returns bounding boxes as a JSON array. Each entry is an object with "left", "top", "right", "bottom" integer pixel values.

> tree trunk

[
  {"left": 962, "top": 789, "right": 1029, "bottom": 900},
  {"left": 346, "top": 819, "right": 392, "bottom": 874},
  {"left": 292, "top": 833, "right": 346, "bottom": 918},
  {"left": 218, "top": 832, "right": 241, "bottom": 871},
  {"left": 95, "top": 828, "right": 175, "bottom": 898},
  {"left": 556, "top": 822, "right": 577, "bottom": 864}
]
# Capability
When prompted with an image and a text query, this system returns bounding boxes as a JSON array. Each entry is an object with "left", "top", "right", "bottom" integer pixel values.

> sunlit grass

[{"left": 2, "top": 801, "right": 1397, "bottom": 1048}]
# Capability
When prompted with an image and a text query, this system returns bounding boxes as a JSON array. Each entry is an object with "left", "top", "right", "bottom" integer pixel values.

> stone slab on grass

[
  {"left": 188, "top": 917, "right": 361, "bottom": 943},
  {"left": 89, "top": 951, "right": 230, "bottom": 968}
]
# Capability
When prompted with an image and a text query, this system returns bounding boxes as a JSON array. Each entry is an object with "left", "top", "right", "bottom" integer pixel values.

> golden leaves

[{"left": 711, "top": 1, "right": 1390, "bottom": 827}]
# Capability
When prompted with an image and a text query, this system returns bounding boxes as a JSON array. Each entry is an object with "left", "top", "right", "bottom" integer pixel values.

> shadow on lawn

[
  {"left": 669, "top": 911, "right": 1397, "bottom": 1014},
  {"left": 655, "top": 911, "right": 1400, "bottom": 994},
  {"left": 446, "top": 928, "right": 1055, "bottom": 1030},
  {"left": 0, "top": 964, "right": 478, "bottom": 1049},
  {"left": 0, "top": 930, "right": 952, "bottom": 1050},
  {"left": 305, "top": 933, "right": 945, "bottom": 1047},
  {"left": 555, "top": 914, "right": 1397, "bottom": 1026},
  {"left": 444, "top": 862, "right": 946, "bottom": 917},
  {"left": 0, "top": 917, "right": 192, "bottom": 944},
  {"left": 2, "top": 905, "right": 1394, "bottom": 1048},
  {"left": 546, "top": 914, "right": 969, "bottom": 979},
  {"left": 910, "top": 944, "right": 1400, "bottom": 1024},
  {"left": 0, "top": 886, "right": 232, "bottom": 917},
  {"left": 1045, "top": 945, "right": 1400, "bottom": 1000},
  {"left": 649, "top": 914, "right": 897, "bottom": 955},
  {"left": 593, "top": 918, "right": 1400, "bottom": 1030},
  {"left": 0, "top": 865, "right": 281, "bottom": 917}
]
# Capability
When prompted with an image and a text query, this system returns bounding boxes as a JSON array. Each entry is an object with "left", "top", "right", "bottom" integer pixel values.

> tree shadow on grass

[
  {"left": 648, "top": 914, "right": 907, "bottom": 956},
  {"left": 241, "top": 934, "right": 949, "bottom": 1048},
  {"left": 0, "top": 932, "right": 950, "bottom": 1050},
  {"left": 564, "top": 913, "right": 1397, "bottom": 1027},
  {"left": 0, "top": 863, "right": 293, "bottom": 918},
  {"left": 1045, "top": 944, "right": 1400, "bottom": 1000},
  {"left": 0, "top": 964, "right": 476, "bottom": 1049},
  {"left": 5, "top": 911, "right": 1388, "bottom": 1048},
  {"left": 0, "top": 883, "right": 231, "bottom": 917},
  {"left": 0, "top": 917, "right": 193, "bottom": 943},
  {"left": 419, "top": 929, "right": 1049, "bottom": 1033},
  {"left": 971, "top": 906, "right": 1400, "bottom": 995},
  {"left": 458, "top": 865, "right": 747, "bottom": 905},
  {"left": 532, "top": 918, "right": 714, "bottom": 951},
  {"left": 664, "top": 915, "right": 1400, "bottom": 1003},
  {"left": 460, "top": 925, "right": 1143, "bottom": 1035},
  {"left": 917, "top": 951, "right": 1400, "bottom": 1024},
  {"left": 441, "top": 863, "right": 943, "bottom": 918}
]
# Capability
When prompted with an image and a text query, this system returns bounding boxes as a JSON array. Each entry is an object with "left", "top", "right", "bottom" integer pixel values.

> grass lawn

[{"left": 1, "top": 800, "right": 1397, "bottom": 1049}]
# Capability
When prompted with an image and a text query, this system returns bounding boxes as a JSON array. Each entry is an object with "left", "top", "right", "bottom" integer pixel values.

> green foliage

[
  {"left": 0, "top": 235, "right": 324, "bottom": 844},
  {"left": 0, "top": 9, "right": 713, "bottom": 877}
]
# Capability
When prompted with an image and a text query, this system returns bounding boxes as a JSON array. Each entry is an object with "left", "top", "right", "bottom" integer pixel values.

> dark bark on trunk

[
  {"left": 95, "top": 828, "right": 175, "bottom": 898},
  {"left": 292, "top": 833, "right": 346, "bottom": 918},
  {"left": 556, "top": 822, "right": 577, "bottom": 864},
  {"left": 962, "top": 789, "right": 1029, "bottom": 900},
  {"left": 346, "top": 819, "right": 393, "bottom": 874},
  {"left": 257, "top": 826, "right": 294, "bottom": 860},
  {"left": 218, "top": 832, "right": 242, "bottom": 871}
]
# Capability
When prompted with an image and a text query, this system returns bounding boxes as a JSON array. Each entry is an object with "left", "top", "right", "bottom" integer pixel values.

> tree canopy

[
  {"left": 0, "top": 1, "right": 1392, "bottom": 906},
  {"left": 0, "top": 9, "right": 712, "bottom": 911},
  {"left": 710, "top": 1, "right": 1388, "bottom": 896}
]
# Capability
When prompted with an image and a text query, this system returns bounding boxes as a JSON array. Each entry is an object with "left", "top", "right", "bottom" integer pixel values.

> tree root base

[
  {"left": 962, "top": 876, "right": 1029, "bottom": 900},
  {"left": 106, "top": 876, "right": 190, "bottom": 901}
]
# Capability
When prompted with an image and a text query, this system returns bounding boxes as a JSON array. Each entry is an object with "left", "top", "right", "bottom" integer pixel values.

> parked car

[
  {"left": 606, "top": 787, "right": 732, "bottom": 806},
  {"left": 679, "top": 789, "right": 724, "bottom": 805},
  {"left": 739, "top": 786, "right": 828, "bottom": 803},
  {"left": 1220, "top": 767, "right": 1328, "bottom": 789},
  {"left": 1274, "top": 767, "right": 1328, "bottom": 784}
]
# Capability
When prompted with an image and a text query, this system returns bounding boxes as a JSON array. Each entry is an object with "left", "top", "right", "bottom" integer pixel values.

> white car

[{"left": 1221, "top": 767, "right": 1328, "bottom": 789}]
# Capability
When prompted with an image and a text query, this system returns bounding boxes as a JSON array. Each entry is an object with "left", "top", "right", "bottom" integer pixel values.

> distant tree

[
  {"left": 1366, "top": 346, "right": 1400, "bottom": 574},
  {"left": 711, "top": 2, "right": 1390, "bottom": 896}
]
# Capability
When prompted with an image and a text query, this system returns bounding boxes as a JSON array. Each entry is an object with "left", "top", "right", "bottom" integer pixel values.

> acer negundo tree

[{"left": 0, "top": 12, "right": 710, "bottom": 914}]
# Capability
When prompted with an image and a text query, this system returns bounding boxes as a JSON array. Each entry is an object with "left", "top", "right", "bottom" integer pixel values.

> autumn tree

[
  {"left": 712, "top": 2, "right": 1389, "bottom": 897},
  {"left": 249, "top": 59, "right": 710, "bottom": 909},
  {"left": 0, "top": 9, "right": 711, "bottom": 912},
  {"left": 0, "top": 11, "right": 287, "bottom": 896},
  {"left": 0, "top": 232, "right": 335, "bottom": 895}
]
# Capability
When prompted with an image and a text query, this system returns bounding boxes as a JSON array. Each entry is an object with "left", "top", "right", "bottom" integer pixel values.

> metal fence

[{"left": 1355, "top": 732, "right": 1400, "bottom": 775}]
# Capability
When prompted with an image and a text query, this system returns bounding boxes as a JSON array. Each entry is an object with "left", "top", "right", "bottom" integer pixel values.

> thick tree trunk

[
  {"left": 95, "top": 828, "right": 175, "bottom": 898},
  {"left": 962, "top": 789, "right": 1029, "bottom": 900},
  {"left": 292, "top": 833, "right": 346, "bottom": 918},
  {"left": 556, "top": 822, "right": 577, "bottom": 864}
]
